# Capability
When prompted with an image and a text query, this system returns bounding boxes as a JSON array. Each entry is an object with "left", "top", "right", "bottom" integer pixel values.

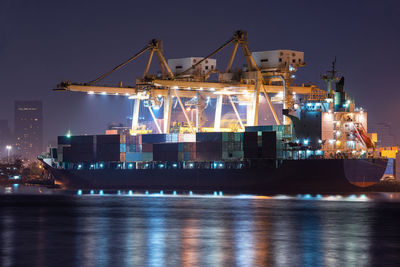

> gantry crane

[{"left": 56, "top": 30, "right": 326, "bottom": 134}]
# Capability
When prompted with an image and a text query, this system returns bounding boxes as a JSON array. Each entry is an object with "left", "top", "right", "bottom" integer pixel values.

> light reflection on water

[{"left": 1, "top": 195, "right": 400, "bottom": 266}]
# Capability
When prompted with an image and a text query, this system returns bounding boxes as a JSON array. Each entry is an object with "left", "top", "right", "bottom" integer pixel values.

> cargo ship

[{"left": 41, "top": 31, "right": 390, "bottom": 193}]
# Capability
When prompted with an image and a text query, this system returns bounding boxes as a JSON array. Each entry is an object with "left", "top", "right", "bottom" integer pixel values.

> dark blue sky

[{"left": 0, "top": 0, "right": 399, "bottom": 145}]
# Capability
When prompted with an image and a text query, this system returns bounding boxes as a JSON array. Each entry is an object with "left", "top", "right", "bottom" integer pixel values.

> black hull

[{"left": 45, "top": 159, "right": 388, "bottom": 194}]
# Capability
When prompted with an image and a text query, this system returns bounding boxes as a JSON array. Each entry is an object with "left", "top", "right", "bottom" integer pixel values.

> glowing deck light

[
  {"left": 173, "top": 190, "right": 177, "bottom": 196},
  {"left": 219, "top": 163, "right": 223, "bottom": 167},
  {"left": 173, "top": 86, "right": 178, "bottom": 89},
  {"left": 145, "top": 190, "right": 149, "bottom": 195},
  {"left": 189, "top": 191, "right": 193, "bottom": 196},
  {"left": 199, "top": 87, "right": 203, "bottom": 91},
  {"left": 219, "top": 191, "right": 223, "bottom": 196},
  {"left": 213, "top": 191, "right": 218, "bottom": 196},
  {"left": 88, "top": 91, "right": 94, "bottom": 95},
  {"left": 115, "top": 93, "right": 119, "bottom": 96},
  {"left": 172, "top": 163, "right": 177, "bottom": 168},
  {"left": 117, "top": 190, "right": 121, "bottom": 195},
  {"left": 316, "top": 194, "right": 322, "bottom": 199},
  {"left": 160, "top": 190, "right": 164, "bottom": 195},
  {"left": 128, "top": 163, "right": 133, "bottom": 168},
  {"left": 304, "top": 194, "right": 312, "bottom": 199},
  {"left": 90, "top": 164, "right": 94, "bottom": 168},
  {"left": 99, "top": 190, "right": 104, "bottom": 195},
  {"left": 78, "top": 164, "right": 82, "bottom": 170},
  {"left": 90, "top": 190, "right": 94, "bottom": 195},
  {"left": 303, "top": 139, "right": 309, "bottom": 145},
  {"left": 101, "top": 92, "right": 107, "bottom": 95},
  {"left": 297, "top": 194, "right": 302, "bottom": 198},
  {"left": 159, "top": 164, "right": 164, "bottom": 168},
  {"left": 99, "top": 163, "right": 104, "bottom": 168},
  {"left": 77, "top": 190, "right": 82, "bottom": 195},
  {"left": 359, "top": 194, "right": 367, "bottom": 200},
  {"left": 128, "top": 190, "right": 133, "bottom": 195},
  {"left": 318, "top": 139, "right": 322, "bottom": 144},
  {"left": 125, "top": 93, "right": 130, "bottom": 96},
  {"left": 189, "top": 163, "right": 194, "bottom": 168}
]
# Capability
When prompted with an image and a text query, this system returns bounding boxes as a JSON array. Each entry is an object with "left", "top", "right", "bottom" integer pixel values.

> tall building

[
  {"left": 0, "top": 119, "right": 11, "bottom": 160},
  {"left": 14, "top": 101, "right": 43, "bottom": 162}
]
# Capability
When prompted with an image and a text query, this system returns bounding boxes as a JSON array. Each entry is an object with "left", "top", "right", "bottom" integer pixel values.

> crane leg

[
  {"left": 246, "top": 104, "right": 253, "bottom": 126},
  {"left": 163, "top": 89, "right": 172, "bottom": 133},
  {"left": 131, "top": 99, "right": 140, "bottom": 132},
  {"left": 148, "top": 107, "right": 162, "bottom": 134},
  {"left": 251, "top": 77, "right": 261, "bottom": 126},
  {"left": 228, "top": 95, "right": 244, "bottom": 131},
  {"left": 174, "top": 89, "right": 195, "bottom": 134},
  {"left": 214, "top": 94, "right": 223, "bottom": 131}
]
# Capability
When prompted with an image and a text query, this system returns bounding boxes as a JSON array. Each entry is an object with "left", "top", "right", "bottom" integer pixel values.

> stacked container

[
  {"left": 96, "top": 135, "right": 121, "bottom": 162},
  {"left": 222, "top": 132, "right": 243, "bottom": 160},
  {"left": 196, "top": 132, "right": 223, "bottom": 161}
]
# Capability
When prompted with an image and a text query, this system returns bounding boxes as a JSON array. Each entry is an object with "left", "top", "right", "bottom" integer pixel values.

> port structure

[{"left": 55, "top": 30, "right": 326, "bottom": 134}]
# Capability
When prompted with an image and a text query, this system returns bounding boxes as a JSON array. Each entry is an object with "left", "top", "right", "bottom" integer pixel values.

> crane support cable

[
  {"left": 88, "top": 45, "right": 151, "bottom": 85},
  {"left": 176, "top": 37, "right": 235, "bottom": 78}
]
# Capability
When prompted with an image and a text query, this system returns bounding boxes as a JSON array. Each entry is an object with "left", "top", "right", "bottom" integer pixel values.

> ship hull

[{"left": 45, "top": 159, "right": 387, "bottom": 194}]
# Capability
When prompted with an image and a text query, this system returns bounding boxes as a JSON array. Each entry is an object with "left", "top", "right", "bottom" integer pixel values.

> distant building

[
  {"left": 0, "top": 119, "right": 11, "bottom": 160},
  {"left": 14, "top": 101, "right": 43, "bottom": 162},
  {"left": 369, "top": 122, "right": 396, "bottom": 147}
]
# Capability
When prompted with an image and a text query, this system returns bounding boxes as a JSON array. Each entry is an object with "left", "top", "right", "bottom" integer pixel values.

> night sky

[{"left": 1, "top": 0, "right": 399, "bottom": 146}]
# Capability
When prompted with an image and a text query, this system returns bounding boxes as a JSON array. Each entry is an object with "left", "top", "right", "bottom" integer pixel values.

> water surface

[{"left": 1, "top": 191, "right": 400, "bottom": 266}]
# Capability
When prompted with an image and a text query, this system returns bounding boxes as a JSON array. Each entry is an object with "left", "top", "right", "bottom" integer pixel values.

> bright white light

[
  {"left": 199, "top": 87, "right": 203, "bottom": 91},
  {"left": 157, "top": 94, "right": 162, "bottom": 97},
  {"left": 173, "top": 86, "right": 178, "bottom": 89},
  {"left": 125, "top": 93, "right": 130, "bottom": 96},
  {"left": 115, "top": 93, "right": 119, "bottom": 96},
  {"left": 101, "top": 92, "right": 107, "bottom": 95},
  {"left": 209, "top": 88, "right": 215, "bottom": 91},
  {"left": 303, "top": 139, "right": 309, "bottom": 145},
  {"left": 318, "top": 139, "right": 322, "bottom": 144},
  {"left": 6, "top": 145, "right": 12, "bottom": 150},
  {"left": 88, "top": 91, "right": 94, "bottom": 95}
]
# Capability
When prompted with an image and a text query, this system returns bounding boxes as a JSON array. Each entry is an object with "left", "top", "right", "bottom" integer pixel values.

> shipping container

[
  {"left": 196, "top": 132, "right": 223, "bottom": 142},
  {"left": 58, "top": 136, "right": 71, "bottom": 145},
  {"left": 142, "top": 143, "right": 153, "bottom": 152},
  {"left": 142, "top": 152, "right": 153, "bottom": 161},
  {"left": 120, "top": 144, "right": 126, "bottom": 153},
  {"left": 70, "top": 135, "right": 95, "bottom": 145},
  {"left": 126, "top": 152, "right": 142, "bottom": 162},
  {"left": 97, "top": 134, "right": 120, "bottom": 144},
  {"left": 142, "top": 134, "right": 167, "bottom": 144},
  {"left": 120, "top": 152, "right": 126, "bottom": 162},
  {"left": 106, "top": 130, "right": 118, "bottom": 135}
]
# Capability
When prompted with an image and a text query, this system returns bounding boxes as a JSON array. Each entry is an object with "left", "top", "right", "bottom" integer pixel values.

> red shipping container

[{"left": 142, "top": 143, "right": 153, "bottom": 152}]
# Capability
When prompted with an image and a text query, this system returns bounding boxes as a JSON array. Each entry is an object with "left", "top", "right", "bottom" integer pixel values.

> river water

[{"left": 1, "top": 188, "right": 400, "bottom": 266}]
